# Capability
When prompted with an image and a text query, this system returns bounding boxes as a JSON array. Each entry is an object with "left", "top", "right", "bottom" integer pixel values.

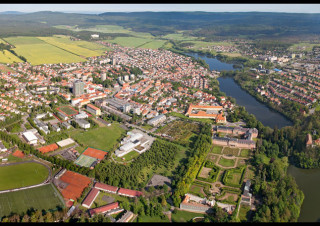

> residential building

[
  {"left": 73, "top": 80, "right": 85, "bottom": 97},
  {"left": 87, "top": 104, "right": 101, "bottom": 116},
  {"left": 147, "top": 114, "right": 166, "bottom": 126}
]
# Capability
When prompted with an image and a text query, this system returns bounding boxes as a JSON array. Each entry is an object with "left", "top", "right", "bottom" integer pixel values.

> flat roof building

[{"left": 22, "top": 131, "right": 38, "bottom": 145}]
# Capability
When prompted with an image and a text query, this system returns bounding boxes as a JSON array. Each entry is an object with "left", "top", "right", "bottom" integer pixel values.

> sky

[{"left": 0, "top": 4, "right": 320, "bottom": 14}]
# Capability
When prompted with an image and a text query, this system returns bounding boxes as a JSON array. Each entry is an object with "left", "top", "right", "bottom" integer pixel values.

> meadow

[
  {"left": 0, "top": 184, "right": 65, "bottom": 218},
  {"left": 105, "top": 37, "right": 153, "bottom": 48},
  {"left": 171, "top": 210, "right": 205, "bottom": 222},
  {"left": 161, "top": 33, "right": 199, "bottom": 41},
  {"left": 139, "top": 40, "right": 167, "bottom": 49},
  {"left": 0, "top": 162, "right": 49, "bottom": 190},
  {"left": 218, "top": 157, "right": 235, "bottom": 167}
]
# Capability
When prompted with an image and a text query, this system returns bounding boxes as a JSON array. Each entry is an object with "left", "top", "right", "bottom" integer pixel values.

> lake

[{"left": 185, "top": 52, "right": 293, "bottom": 129}]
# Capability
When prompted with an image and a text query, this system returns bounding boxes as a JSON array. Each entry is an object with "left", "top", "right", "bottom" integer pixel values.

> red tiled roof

[
  {"left": 82, "top": 147, "right": 108, "bottom": 160},
  {"left": 89, "top": 202, "right": 119, "bottom": 216},
  {"left": 118, "top": 188, "right": 143, "bottom": 197},
  {"left": 94, "top": 182, "right": 118, "bottom": 192},
  {"left": 82, "top": 188, "right": 99, "bottom": 208}
]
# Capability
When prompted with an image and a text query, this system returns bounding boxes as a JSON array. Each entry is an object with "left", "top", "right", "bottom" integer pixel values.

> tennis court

[
  {"left": 74, "top": 154, "right": 97, "bottom": 168},
  {"left": 82, "top": 147, "right": 108, "bottom": 160}
]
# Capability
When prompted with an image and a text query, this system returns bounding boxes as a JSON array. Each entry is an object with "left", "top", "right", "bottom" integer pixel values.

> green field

[
  {"left": 38, "top": 36, "right": 104, "bottom": 57},
  {"left": 211, "top": 146, "right": 222, "bottom": 154},
  {"left": 122, "top": 151, "right": 140, "bottom": 161},
  {"left": 171, "top": 210, "right": 205, "bottom": 222},
  {"left": 69, "top": 123, "right": 125, "bottom": 151},
  {"left": 223, "top": 147, "right": 239, "bottom": 156},
  {"left": 139, "top": 40, "right": 167, "bottom": 49},
  {"left": 169, "top": 112, "right": 214, "bottom": 124},
  {"left": 0, "top": 50, "right": 22, "bottom": 64},
  {"left": 106, "top": 37, "right": 153, "bottom": 48},
  {"left": 0, "top": 183, "right": 65, "bottom": 218},
  {"left": 289, "top": 42, "right": 320, "bottom": 52},
  {"left": 4, "top": 36, "right": 108, "bottom": 65},
  {"left": 239, "top": 204, "right": 252, "bottom": 222},
  {"left": 136, "top": 215, "right": 170, "bottom": 222},
  {"left": 0, "top": 162, "right": 49, "bottom": 190},
  {"left": 240, "top": 149, "right": 250, "bottom": 157},
  {"left": 161, "top": 33, "right": 199, "bottom": 41},
  {"left": 189, "top": 185, "right": 205, "bottom": 198},
  {"left": 218, "top": 157, "right": 235, "bottom": 167}
]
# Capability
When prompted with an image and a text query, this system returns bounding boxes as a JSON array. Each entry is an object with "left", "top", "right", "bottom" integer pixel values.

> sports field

[
  {"left": 69, "top": 123, "right": 125, "bottom": 151},
  {"left": 0, "top": 162, "right": 49, "bottom": 190},
  {"left": 74, "top": 154, "right": 97, "bottom": 168},
  {"left": 57, "top": 105, "right": 78, "bottom": 116},
  {"left": 0, "top": 183, "right": 65, "bottom": 218}
]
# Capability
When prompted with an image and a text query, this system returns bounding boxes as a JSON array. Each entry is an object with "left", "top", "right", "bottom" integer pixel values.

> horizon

[{"left": 0, "top": 4, "right": 320, "bottom": 14}]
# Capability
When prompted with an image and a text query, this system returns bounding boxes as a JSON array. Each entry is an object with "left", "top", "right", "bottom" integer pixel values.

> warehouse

[{"left": 22, "top": 131, "right": 38, "bottom": 145}]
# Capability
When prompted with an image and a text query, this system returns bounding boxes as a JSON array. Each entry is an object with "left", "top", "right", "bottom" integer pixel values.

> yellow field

[
  {"left": 4, "top": 36, "right": 108, "bottom": 65},
  {"left": 38, "top": 36, "right": 103, "bottom": 57},
  {"left": 0, "top": 50, "right": 22, "bottom": 64}
]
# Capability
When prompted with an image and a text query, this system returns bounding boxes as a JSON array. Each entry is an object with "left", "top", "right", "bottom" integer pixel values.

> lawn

[
  {"left": 239, "top": 204, "right": 252, "bottom": 222},
  {"left": 57, "top": 105, "right": 78, "bottom": 116},
  {"left": 136, "top": 215, "right": 170, "bottom": 222},
  {"left": 69, "top": 123, "right": 125, "bottom": 151},
  {"left": 218, "top": 157, "right": 235, "bottom": 167},
  {"left": 169, "top": 112, "right": 213, "bottom": 124},
  {"left": 171, "top": 210, "right": 205, "bottom": 222},
  {"left": 161, "top": 33, "right": 198, "bottom": 41},
  {"left": 141, "top": 124, "right": 153, "bottom": 131},
  {"left": 122, "top": 151, "right": 140, "bottom": 161},
  {"left": 0, "top": 50, "right": 22, "bottom": 64},
  {"left": 240, "top": 149, "right": 250, "bottom": 157},
  {"left": 211, "top": 146, "right": 223, "bottom": 154},
  {"left": 0, "top": 162, "right": 49, "bottom": 190},
  {"left": 0, "top": 183, "right": 65, "bottom": 218},
  {"left": 227, "top": 172, "right": 242, "bottom": 185},
  {"left": 189, "top": 185, "right": 205, "bottom": 198},
  {"left": 223, "top": 147, "right": 239, "bottom": 156}
]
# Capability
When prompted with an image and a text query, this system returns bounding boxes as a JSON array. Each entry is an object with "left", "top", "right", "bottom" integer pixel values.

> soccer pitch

[
  {"left": 74, "top": 154, "right": 97, "bottom": 168},
  {"left": 0, "top": 184, "right": 65, "bottom": 218},
  {"left": 57, "top": 106, "right": 78, "bottom": 116},
  {"left": 0, "top": 162, "right": 49, "bottom": 190}
]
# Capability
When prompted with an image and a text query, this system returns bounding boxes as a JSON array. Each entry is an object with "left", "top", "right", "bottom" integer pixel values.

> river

[
  {"left": 184, "top": 51, "right": 315, "bottom": 222},
  {"left": 184, "top": 52, "right": 292, "bottom": 129}
]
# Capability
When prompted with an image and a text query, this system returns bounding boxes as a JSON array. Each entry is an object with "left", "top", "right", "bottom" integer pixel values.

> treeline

[
  {"left": 94, "top": 139, "right": 180, "bottom": 189},
  {"left": 171, "top": 123, "right": 212, "bottom": 206}
]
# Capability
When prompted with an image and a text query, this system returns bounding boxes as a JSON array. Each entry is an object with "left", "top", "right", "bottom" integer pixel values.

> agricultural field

[
  {"left": 4, "top": 35, "right": 108, "bottom": 65},
  {"left": 161, "top": 33, "right": 199, "bottom": 41},
  {"left": 38, "top": 36, "right": 104, "bottom": 57},
  {"left": 218, "top": 157, "right": 236, "bottom": 167},
  {"left": 180, "top": 40, "right": 234, "bottom": 48},
  {"left": 0, "top": 162, "right": 49, "bottom": 190},
  {"left": 0, "top": 50, "right": 22, "bottom": 64},
  {"left": 139, "top": 40, "right": 167, "bottom": 49},
  {"left": 69, "top": 123, "right": 125, "bottom": 151},
  {"left": 4, "top": 36, "right": 85, "bottom": 65},
  {"left": 105, "top": 37, "right": 153, "bottom": 48},
  {"left": 289, "top": 42, "right": 320, "bottom": 52},
  {"left": 0, "top": 183, "right": 65, "bottom": 218},
  {"left": 157, "top": 120, "right": 200, "bottom": 145}
]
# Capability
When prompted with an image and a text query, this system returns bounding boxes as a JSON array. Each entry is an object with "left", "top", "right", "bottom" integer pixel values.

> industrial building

[
  {"left": 147, "top": 114, "right": 166, "bottom": 126},
  {"left": 75, "top": 119, "right": 90, "bottom": 129},
  {"left": 22, "top": 131, "right": 38, "bottom": 145}
]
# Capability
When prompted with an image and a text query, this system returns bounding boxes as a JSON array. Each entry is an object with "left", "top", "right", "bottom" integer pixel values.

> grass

[
  {"left": 4, "top": 35, "right": 108, "bottom": 65},
  {"left": 169, "top": 111, "right": 214, "bottom": 124},
  {"left": 139, "top": 40, "right": 167, "bottom": 49},
  {"left": 171, "top": 210, "right": 205, "bottom": 222},
  {"left": 181, "top": 40, "right": 234, "bottom": 49},
  {"left": 0, "top": 50, "right": 22, "bottom": 64},
  {"left": 38, "top": 36, "right": 103, "bottom": 57},
  {"left": 7, "top": 154, "right": 25, "bottom": 163},
  {"left": 69, "top": 123, "right": 125, "bottom": 151},
  {"left": 239, "top": 204, "right": 252, "bottom": 222},
  {"left": 211, "top": 146, "right": 223, "bottom": 154},
  {"left": 0, "top": 162, "right": 49, "bottom": 190},
  {"left": 218, "top": 157, "right": 235, "bottom": 167},
  {"left": 57, "top": 105, "right": 78, "bottom": 116},
  {"left": 227, "top": 172, "right": 242, "bottom": 185},
  {"left": 106, "top": 37, "right": 153, "bottom": 48},
  {"left": 223, "top": 147, "right": 239, "bottom": 156},
  {"left": 289, "top": 42, "right": 320, "bottom": 52},
  {"left": 240, "top": 149, "right": 250, "bottom": 157},
  {"left": 136, "top": 215, "right": 170, "bottom": 222},
  {"left": 141, "top": 124, "right": 153, "bottom": 131},
  {"left": 122, "top": 151, "right": 140, "bottom": 161},
  {"left": 161, "top": 33, "right": 198, "bottom": 41},
  {"left": 189, "top": 185, "right": 205, "bottom": 198},
  {"left": 0, "top": 183, "right": 65, "bottom": 218}
]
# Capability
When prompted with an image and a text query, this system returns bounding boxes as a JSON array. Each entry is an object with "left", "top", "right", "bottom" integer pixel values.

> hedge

[{"left": 222, "top": 166, "right": 246, "bottom": 188}]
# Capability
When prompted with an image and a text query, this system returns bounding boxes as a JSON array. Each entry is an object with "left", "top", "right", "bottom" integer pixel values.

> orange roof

[
  {"left": 87, "top": 103, "right": 100, "bottom": 111},
  {"left": 38, "top": 143, "right": 59, "bottom": 153},
  {"left": 82, "top": 147, "right": 108, "bottom": 160}
]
